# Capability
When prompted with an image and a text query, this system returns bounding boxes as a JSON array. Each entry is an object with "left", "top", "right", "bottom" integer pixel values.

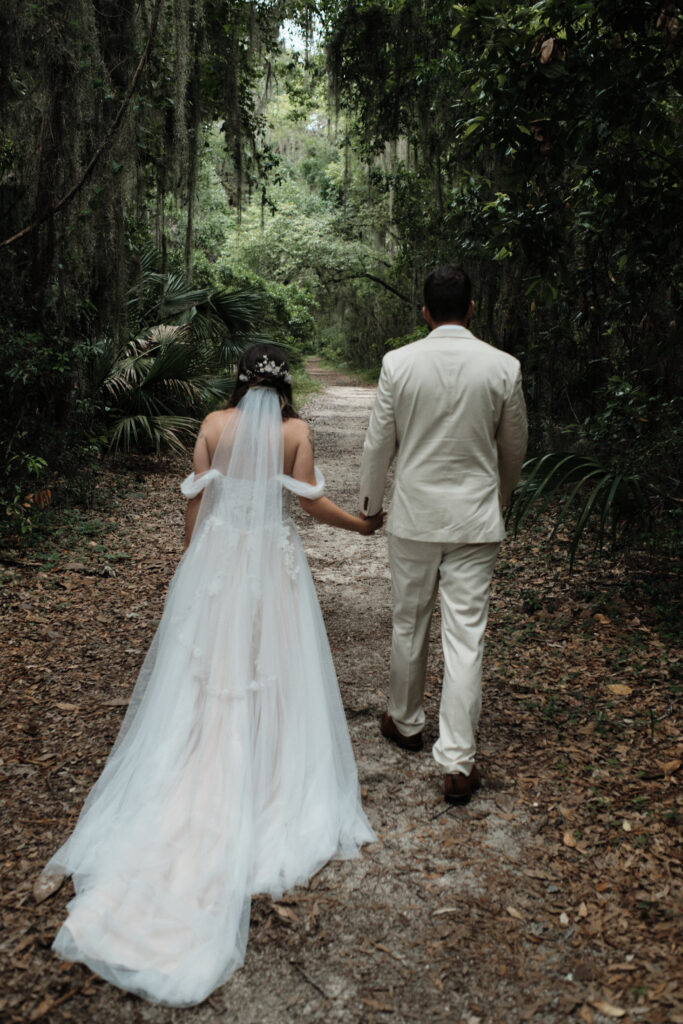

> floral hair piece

[{"left": 239, "top": 356, "right": 292, "bottom": 384}]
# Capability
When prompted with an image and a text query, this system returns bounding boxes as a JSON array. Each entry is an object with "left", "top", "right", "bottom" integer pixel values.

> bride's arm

[
  {"left": 292, "top": 422, "right": 385, "bottom": 535},
  {"left": 183, "top": 424, "right": 211, "bottom": 550}
]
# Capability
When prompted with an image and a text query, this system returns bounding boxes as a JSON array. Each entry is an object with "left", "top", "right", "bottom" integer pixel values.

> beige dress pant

[{"left": 387, "top": 534, "right": 500, "bottom": 776}]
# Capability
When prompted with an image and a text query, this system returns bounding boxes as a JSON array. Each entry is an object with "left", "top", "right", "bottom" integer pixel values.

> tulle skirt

[{"left": 46, "top": 511, "right": 375, "bottom": 1005}]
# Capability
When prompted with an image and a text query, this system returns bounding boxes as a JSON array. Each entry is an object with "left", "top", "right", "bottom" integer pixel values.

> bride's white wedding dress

[{"left": 45, "top": 388, "right": 375, "bottom": 1006}]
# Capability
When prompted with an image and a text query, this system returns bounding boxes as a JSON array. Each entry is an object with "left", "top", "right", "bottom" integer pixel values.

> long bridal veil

[{"left": 45, "top": 387, "right": 375, "bottom": 1006}]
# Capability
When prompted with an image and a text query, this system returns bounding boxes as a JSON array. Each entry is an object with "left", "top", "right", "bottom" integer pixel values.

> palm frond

[
  {"left": 101, "top": 266, "right": 267, "bottom": 454},
  {"left": 213, "top": 332, "right": 272, "bottom": 371},
  {"left": 201, "top": 287, "right": 265, "bottom": 334},
  {"left": 142, "top": 339, "right": 195, "bottom": 388},
  {"left": 507, "top": 452, "right": 649, "bottom": 568},
  {"left": 194, "top": 374, "right": 234, "bottom": 402},
  {"left": 142, "top": 324, "right": 189, "bottom": 347},
  {"left": 108, "top": 414, "right": 199, "bottom": 455},
  {"left": 90, "top": 337, "right": 126, "bottom": 390},
  {"left": 159, "top": 275, "right": 213, "bottom": 319}
]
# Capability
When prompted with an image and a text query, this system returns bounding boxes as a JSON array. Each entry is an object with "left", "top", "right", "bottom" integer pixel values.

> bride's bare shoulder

[
  {"left": 283, "top": 416, "right": 308, "bottom": 438},
  {"left": 200, "top": 408, "right": 234, "bottom": 435},
  {"left": 203, "top": 408, "right": 235, "bottom": 424},
  {"left": 197, "top": 409, "right": 235, "bottom": 460},
  {"left": 283, "top": 417, "right": 312, "bottom": 453}
]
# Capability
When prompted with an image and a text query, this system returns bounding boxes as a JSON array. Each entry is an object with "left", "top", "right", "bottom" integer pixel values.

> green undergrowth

[
  {"left": 317, "top": 355, "right": 380, "bottom": 385},
  {"left": 291, "top": 365, "right": 324, "bottom": 409}
]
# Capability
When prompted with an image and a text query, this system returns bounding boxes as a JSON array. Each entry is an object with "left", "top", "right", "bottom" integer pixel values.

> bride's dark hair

[{"left": 227, "top": 343, "right": 299, "bottom": 421}]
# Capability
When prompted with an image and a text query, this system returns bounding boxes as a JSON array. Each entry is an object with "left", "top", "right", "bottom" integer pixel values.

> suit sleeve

[
  {"left": 496, "top": 364, "right": 528, "bottom": 507},
  {"left": 359, "top": 357, "right": 397, "bottom": 517}
]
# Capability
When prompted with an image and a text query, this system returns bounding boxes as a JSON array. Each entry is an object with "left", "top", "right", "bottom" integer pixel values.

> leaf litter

[{"left": 0, "top": 362, "right": 680, "bottom": 1023}]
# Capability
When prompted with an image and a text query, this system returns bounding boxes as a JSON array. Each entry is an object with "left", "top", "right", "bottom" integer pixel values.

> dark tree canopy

[{"left": 1, "top": 0, "right": 681, "bottom": 553}]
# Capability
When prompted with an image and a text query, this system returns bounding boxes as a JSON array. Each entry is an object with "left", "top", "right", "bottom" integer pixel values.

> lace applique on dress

[
  {"left": 278, "top": 525, "right": 299, "bottom": 581},
  {"left": 205, "top": 672, "right": 275, "bottom": 700}
]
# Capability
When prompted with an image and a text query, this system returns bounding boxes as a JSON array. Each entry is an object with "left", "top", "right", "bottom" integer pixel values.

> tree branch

[
  {"left": 320, "top": 270, "right": 414, "bottom": 305},
  {"left": 0, "top": 0, "right": 165, "bottom": 250},
  {"left": 364, "top": 273, "right": 415, "bottom": 304}
]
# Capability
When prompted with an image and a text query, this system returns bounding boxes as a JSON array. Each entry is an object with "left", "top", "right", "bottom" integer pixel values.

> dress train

[{"left": 45, "top": 388, "right": 375, "bottom": 1005}]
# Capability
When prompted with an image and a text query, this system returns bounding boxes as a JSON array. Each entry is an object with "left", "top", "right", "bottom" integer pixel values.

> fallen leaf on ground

[
  {"left": 273, "top": 904, "right": 298, "bottom": 925},
  {"left": 506, "top": 906, "right": 525, "bottom": 920},
  {"left": 362, "top": 997, "right": 394, "bottom": 1013},
  {"left": 607, "top": 684, "right": 632, "bottom": 697},
  {"left": 373, "top": 942, "right": 407, "bottom": 963},
  {"left": 30, "top": 1000, "right": 54, "bottom": 1022},
  {"left": 32, "top": 872, "right": 65, "bottom": 904},
  {"left": 2, "top": 376, "right": 681, "bottom": 1023},
  {"left": 590, "top": 1000, "right": 625, "bottom": 1018}
]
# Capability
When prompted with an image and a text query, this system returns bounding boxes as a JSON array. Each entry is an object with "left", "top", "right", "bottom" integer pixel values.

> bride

[{"left": 41, "top": 343, "right": 382, "bottom": 1006}]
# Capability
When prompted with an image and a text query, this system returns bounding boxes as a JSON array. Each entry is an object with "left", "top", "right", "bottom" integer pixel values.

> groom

[{"left": 359, "top": 266, "right": 527, "bottom": 804}]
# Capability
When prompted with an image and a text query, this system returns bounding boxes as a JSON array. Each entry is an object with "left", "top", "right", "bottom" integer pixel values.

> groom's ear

[
  {"left": 422, "top": 305, "right": 435, "bottom": 328},
  {"left": 465, "top": 299, "right": 475, "bottom": 324}
]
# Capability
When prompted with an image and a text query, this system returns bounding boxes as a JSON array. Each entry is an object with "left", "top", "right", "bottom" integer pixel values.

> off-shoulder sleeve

[
  {"left": 180, "top": 468, "right": 224, "bottom": 498},
  {"left": 278, "top": 467, "right": 325, "bottom": 500}
]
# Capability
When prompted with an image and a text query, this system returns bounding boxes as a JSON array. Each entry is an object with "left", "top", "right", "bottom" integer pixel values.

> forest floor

[{"left": 1, "top": 360, "right": 681, "bottom": 1024}]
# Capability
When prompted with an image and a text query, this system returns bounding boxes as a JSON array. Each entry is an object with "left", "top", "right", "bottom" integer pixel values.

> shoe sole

[{"left": 444, "top": 792, "right": 472, "bottom": 805}]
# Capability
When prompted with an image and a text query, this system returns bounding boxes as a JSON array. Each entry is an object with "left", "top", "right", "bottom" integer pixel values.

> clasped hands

[{"left": 357, "top": 508, "right": 387, "bottom": 536}]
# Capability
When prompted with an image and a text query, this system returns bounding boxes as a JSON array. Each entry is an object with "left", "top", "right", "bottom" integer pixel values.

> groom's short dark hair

[{"left": 424, "top": 266, "right": 472, "bottom": 322}]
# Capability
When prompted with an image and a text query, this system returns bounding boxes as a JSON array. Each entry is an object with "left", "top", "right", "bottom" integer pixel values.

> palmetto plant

[
  {"left": 97, "top": 325, "right": 233, "bottom": 454},
  {"left": 96, "top": 260, "right": 269, "bottom": 453},
  {"left": 507, "top": 452, "right": 649, "bottom": 569},
  {"left": 129, "top": 259, "right": 269, "bottom": 363}
]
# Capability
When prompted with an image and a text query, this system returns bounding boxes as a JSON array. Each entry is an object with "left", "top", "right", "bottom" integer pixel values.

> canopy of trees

[
  {"left": 1, "top": 0, "right": 681, "bottom": 554},
  {"left": 324, "top": 0, "right": 683, "bottom": 555}
]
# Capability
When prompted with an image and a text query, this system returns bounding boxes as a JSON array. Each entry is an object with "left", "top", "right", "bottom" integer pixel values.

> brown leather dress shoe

[
  {"left": 380, "top": 712, "right": 424, "bottom": 752},
  {"left": 444, "top": 766, "right": 482, "bottom": 805}
]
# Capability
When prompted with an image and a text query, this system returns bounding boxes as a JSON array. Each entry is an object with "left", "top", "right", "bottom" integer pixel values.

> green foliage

[
  {"left": 0, "top": 0, "right": 289, "bottom": 516},
  {"left": 320, "top": 0, "right": 682, "bottom": 558},
  {"left": 2, "top": 452, "right": 49, "bottom": 536},
  {"left": 385, "top": 325, "right": 425, "bottom": 351},
  {"left": 2, "top": 1, "right": 681, "bottom": 565},
  {"left": 97, "top": 261, "right": 267, "bottom": 453},
  {"left": 325, "top": 0, "right": 682, "bottom": 403},
  {"left": 562, "top": 376, "right": 683, "bottom": 488},
  {"left": 0, "top": 323, "right": 102, "bottom": 518},
  {"left": 192, "top": 72, "right": 412, "bottom": 365},
  {"left": 508, "top": 371, "right": 682, "bottom": 564},
  {"left": 0, "top": 256, "right": 265, "bottom": 537},
  {"left": 508, "top": 453, "right": 649, "bottom": 569},
  {"left": 99, "top": 325, "right": 233, "bottom": 455},
  {"left": 128, "top": 251, "right": 267, "bottom": 360},
  {"left": 290, "top": 363, "right": 324, "bottom": 409}
]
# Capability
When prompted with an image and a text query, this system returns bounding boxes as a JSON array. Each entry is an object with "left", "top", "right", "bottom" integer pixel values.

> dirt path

[{"left": 1, "top": 364, "right": 680, "bottom": 1024}]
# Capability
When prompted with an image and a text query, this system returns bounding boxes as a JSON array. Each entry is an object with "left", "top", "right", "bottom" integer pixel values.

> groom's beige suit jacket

[{"left": 359, "top": 325, "right": 528, "bottom": 543}]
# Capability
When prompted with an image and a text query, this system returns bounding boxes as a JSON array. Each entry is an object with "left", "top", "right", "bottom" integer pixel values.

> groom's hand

[{"left": 357, "top": 509, "right": 387, "bottom": 535}]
